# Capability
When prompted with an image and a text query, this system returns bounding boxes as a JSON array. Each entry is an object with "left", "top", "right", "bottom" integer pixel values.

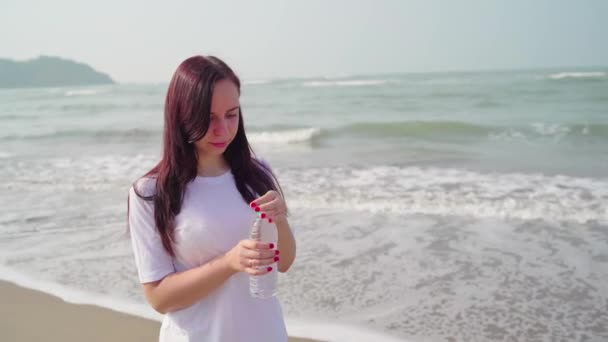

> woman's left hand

[{"left": 250, "top": 190, "right": 287, "bottom": 223}]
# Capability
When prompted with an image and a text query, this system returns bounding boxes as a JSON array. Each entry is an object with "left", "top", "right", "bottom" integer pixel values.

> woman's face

[{"left": 194, "top": 79, "right": 240, "bottom": 156}]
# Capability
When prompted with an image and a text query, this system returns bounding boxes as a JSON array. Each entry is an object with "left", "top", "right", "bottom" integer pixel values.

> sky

[{"left": 1, "top": 0, "right": 607, "bottom": 83}]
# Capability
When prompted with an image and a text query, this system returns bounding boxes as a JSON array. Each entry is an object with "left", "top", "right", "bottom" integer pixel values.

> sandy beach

[{"left": 0, "top": 280, "right": 320, "bottom": 342}]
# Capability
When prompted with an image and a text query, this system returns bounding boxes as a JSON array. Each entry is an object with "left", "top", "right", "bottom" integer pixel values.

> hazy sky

[{"left": 1, "top": 0, "right": 607, "bottom": 83}]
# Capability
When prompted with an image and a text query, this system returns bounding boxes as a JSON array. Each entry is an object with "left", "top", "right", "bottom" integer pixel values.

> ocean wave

[
  {"left": 547, "top": 71, "right": 606, "bottom": 80},
  {"left": 336, "top": 121, "right": 491, "bottom": 139},
  {"left": 64, "top": 89, "right": 104, "bottom": 96},
  {"left": 2, "top": 155, "right": 607, "bottom": 223},
  {"left": 0, "top": 128, "right": 159, "bottom": 141},
  {"left": 248, "top": 127, "right": 322, "bottom": 144},
  {"left": 282, "top": 166, "right": 608, "bottom": 224},
  {"left": 0, "top": 154, "right": 157, "bottom": 192},
  {"left": 0, "top": 114, "right": 40, "bottom": 120},
  {"left": 489, "top": 122, "right": 608, "bottom": 142},
  {"left": 8, "top": 152, "right": 607, "bottom": 224},
  {"left": 0, "top": 126, "right": 321, "bottom": 144},
  {"left": 243, "top": 80, "right": 271, "bottom": 85},
  {"left": 5, "top": 121, "right": 606, "bottom": 143},
  {"left": 339, "top": 120, "right": 604, "bottom": 141},
  {"left": 302, "top": 79, "right": 389, "bottom": 87}
]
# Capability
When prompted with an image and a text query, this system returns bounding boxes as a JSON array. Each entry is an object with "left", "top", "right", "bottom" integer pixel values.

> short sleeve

[{"left": 128, "top": 181, "right": 175, "bottom": 283}]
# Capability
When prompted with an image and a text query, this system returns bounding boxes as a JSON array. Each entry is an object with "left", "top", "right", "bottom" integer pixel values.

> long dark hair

[{"left": 129, "top": 55, "right": 283, "bottom": 256}]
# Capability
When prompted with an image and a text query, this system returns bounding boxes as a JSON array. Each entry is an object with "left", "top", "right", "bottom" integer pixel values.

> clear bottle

[{"left": 249, "top": 212, "right": 278, "bottom": 298}]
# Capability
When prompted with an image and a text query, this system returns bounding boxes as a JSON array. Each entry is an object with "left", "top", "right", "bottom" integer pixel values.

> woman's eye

[{"left": 227, "top": 113, "right": 238, "bottom": 118}]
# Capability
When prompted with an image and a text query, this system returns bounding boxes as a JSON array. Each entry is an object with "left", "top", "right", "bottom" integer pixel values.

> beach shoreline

[{"left": 0, "top": 280, "right": 321, "bottom": 342}]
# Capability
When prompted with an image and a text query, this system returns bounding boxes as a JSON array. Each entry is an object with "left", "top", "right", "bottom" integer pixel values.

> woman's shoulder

[{"left": 130, "top": 175, "right": 157, "bottom": 198}]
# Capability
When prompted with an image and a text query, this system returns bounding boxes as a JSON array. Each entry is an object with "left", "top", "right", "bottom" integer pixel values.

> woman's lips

[{"left": 210, "top": 142, "right": 227, "bottom": 148}]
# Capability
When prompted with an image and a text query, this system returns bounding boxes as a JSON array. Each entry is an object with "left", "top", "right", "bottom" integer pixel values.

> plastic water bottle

[{"left": 249, "top": 212, "right": 278, "bottom": 298}]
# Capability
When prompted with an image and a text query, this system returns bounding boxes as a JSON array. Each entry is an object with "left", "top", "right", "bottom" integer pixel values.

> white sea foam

[
  {"left": 281, "top": 165, "right": 608, "bottom": 224},
  {"left": 548, "top": 71, "right": 606, "bottom": 80},
  {"left": 0, "top": 153, "right": 157, "bottom": 192},
  {"left": 488, "top": 122, "right": 602, "bottom": 142},
  {"left": 3, "top": 155, "right": 606, "bottom": 224},
  {"left": 302, "top": 79, "right": 388, "bottom": 87},
  {"left": 286, "top": 319, "right": 410, "bottom": 342},
  {"left": 64, "top": 89, "right": 102, "bottom": 96},
  {"left": 248, "top": 127, "right": 322, "bottom": 144},
  {"left": 530, "top": 122, "right": 571, "bottom": 136},
  {"left": 243, "top": 79, "right": 271, "bottom": 85}
]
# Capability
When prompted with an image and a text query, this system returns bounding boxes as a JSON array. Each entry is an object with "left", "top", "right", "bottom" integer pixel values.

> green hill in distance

[{"left": 0, "top": 55, "right": 115, "bottom": 88}]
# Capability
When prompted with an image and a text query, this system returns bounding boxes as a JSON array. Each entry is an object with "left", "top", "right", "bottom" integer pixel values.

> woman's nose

[{"left": 213, "top": 119, "right": 228, "bottom": 135}]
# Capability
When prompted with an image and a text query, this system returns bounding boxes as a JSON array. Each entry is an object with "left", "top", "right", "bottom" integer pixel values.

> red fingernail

[
  {"left": 274, "top": 257, "right": 279, "bottom": 262},
  {"left": 269, "top": 243, "right": 274, "bottom": 249},
  {"left": 268, "top": 218, "right": 273, "bottom": 223},
  {"left": 250, "top": 202, "right": 257, "bottom": 208},
  {"left": 275, "top": 250, "right": 280, "bottom": 255},
  {"left": 261, "top": 213, "right": 267, "bottom": 219},
  {"left": 254, "top": 207, "right": 261, "bottom": 212},
  {"left": 267, "top": 267, "right": 273, "bottom": 272}
]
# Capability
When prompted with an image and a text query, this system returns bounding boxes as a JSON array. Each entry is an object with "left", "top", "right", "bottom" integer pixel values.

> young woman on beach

[{"left": 127, "top": 55, "right": 296, "bottom": 342}]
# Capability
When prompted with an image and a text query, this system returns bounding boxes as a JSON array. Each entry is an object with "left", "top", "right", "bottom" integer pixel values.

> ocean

[{"left": 1, "top": 68, "right": 607, "bottom": 341}]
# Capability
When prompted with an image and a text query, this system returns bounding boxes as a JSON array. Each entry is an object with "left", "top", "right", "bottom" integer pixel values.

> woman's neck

[{"left": 196, "top": 154, "right": 230, "bottom": 177}]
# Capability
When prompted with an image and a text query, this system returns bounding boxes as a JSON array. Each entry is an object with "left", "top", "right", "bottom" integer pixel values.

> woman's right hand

[{"left": 224, "top": 240, "right": 280, "bottom": 275}]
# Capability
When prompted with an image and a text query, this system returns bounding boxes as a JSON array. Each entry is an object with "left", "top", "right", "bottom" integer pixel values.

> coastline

[{"left": 0, "top": 280, "right": 321, "bottom": 342}]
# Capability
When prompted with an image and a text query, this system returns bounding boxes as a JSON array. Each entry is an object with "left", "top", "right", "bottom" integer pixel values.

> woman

[{"left": 128, "top": 55, "right": 296, "bottom": 341}]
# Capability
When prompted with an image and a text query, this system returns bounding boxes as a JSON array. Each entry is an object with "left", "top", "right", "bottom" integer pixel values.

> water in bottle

[{"left": 249, "top": 212, "right": 278, "bottom": 298}]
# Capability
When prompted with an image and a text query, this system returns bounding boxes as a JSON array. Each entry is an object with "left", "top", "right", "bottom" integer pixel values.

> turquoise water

[
  {"left": 1, "top": 69, "right": 607, "bottom": 341},
  {"left": 2, "top": 69, "right": 608, "bottom": 175}
]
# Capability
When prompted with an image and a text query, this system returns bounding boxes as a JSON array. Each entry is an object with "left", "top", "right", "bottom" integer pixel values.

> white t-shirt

[{"left": 128, "top": 168, "right": 287, "bottom": 342}]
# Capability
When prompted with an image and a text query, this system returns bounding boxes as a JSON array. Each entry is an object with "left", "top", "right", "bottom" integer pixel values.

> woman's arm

[
  {"left": 142, "top": 254, "right": 235, "bottom": 314},
  {"left": 143, "top": 240, "right": 276, "bottom": 314}
]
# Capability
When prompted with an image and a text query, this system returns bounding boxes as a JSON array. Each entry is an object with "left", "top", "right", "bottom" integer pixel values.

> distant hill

[{"left": 0, "top": 55, "right": 115, "bottom": 88}]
